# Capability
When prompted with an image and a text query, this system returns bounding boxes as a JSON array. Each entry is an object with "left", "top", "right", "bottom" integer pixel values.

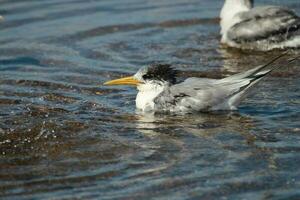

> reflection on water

[{"left": 0, "top": 0, "right": 300, "bottom": 199}]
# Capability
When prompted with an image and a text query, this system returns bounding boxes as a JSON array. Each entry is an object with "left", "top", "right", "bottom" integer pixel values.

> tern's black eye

[{"left": 142, "top": 74, "right": 153, "bottom": 80}]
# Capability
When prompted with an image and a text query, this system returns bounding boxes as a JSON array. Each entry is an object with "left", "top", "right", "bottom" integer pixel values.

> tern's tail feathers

[
  {"left": 222, "top": 53, "right": 290, "bottom": 82},
  {"left": 219, "top": 53, "right": 299, "bottom": 108}
]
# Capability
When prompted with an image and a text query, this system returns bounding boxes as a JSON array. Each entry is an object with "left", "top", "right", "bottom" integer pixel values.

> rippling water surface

[{"left": 0, "top": 0, "right": 300, "bottom": 199}]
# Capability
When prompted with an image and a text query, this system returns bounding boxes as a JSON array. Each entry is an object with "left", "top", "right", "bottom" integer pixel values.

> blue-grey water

[{"left": 0, "top": 0, "right": 300, "bottom": 199}]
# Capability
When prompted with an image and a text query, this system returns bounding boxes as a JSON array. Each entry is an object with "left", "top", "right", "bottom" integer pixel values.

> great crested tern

[
  {"left": 104, "top": 54, "right": 297, "bottom": 113},
  {"left": 220, "top": 0, "right": 300, "bottom": 50}
]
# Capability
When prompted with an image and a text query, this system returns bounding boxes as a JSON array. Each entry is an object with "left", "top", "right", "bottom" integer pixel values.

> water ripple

[{"left": 0, "top": 0, "right": 300, "bottom": 199}]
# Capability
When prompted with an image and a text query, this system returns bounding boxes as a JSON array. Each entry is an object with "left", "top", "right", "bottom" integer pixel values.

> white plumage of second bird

[{"left": 220, "top": 0, "right": 300, "bottom": 50}]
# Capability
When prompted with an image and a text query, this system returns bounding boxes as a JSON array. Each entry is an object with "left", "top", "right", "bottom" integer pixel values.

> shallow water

[{"left": 0, "top": 0, "right": 300, "bottom": 199}]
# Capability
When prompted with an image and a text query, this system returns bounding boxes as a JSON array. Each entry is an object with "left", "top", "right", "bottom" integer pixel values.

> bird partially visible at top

[
  {"left": 220, "top": 0, "right": 300, "bottom": 50},
  {"left": 104, "top": 54, "right": 297, "bottom": 113}
]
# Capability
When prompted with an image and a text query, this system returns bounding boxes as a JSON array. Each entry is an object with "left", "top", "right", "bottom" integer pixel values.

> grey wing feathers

[
  {"left": 154, "top": 79, "right": 228, "bottom": 111},
  {"left": 154, "top": 53, "right": 298, "bottom": 112},
  {"left": 228, "top": 6, "right": 300, "bottom": 43},
  {"left": 217, "top": 53, "right": 293, "bottom": 106},
  {"left": 217, "top": 53, "right": 300, "bottom": 107}
]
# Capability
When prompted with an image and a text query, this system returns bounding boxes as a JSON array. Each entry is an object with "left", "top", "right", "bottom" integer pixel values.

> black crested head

[{"left": 142, "top": 64, "right": 177, "bottom": 84}]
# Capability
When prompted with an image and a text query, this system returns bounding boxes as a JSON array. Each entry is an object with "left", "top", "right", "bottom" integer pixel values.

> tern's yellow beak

[{"left": 103, "top": 76, "right": 141, "bottom": 86}]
